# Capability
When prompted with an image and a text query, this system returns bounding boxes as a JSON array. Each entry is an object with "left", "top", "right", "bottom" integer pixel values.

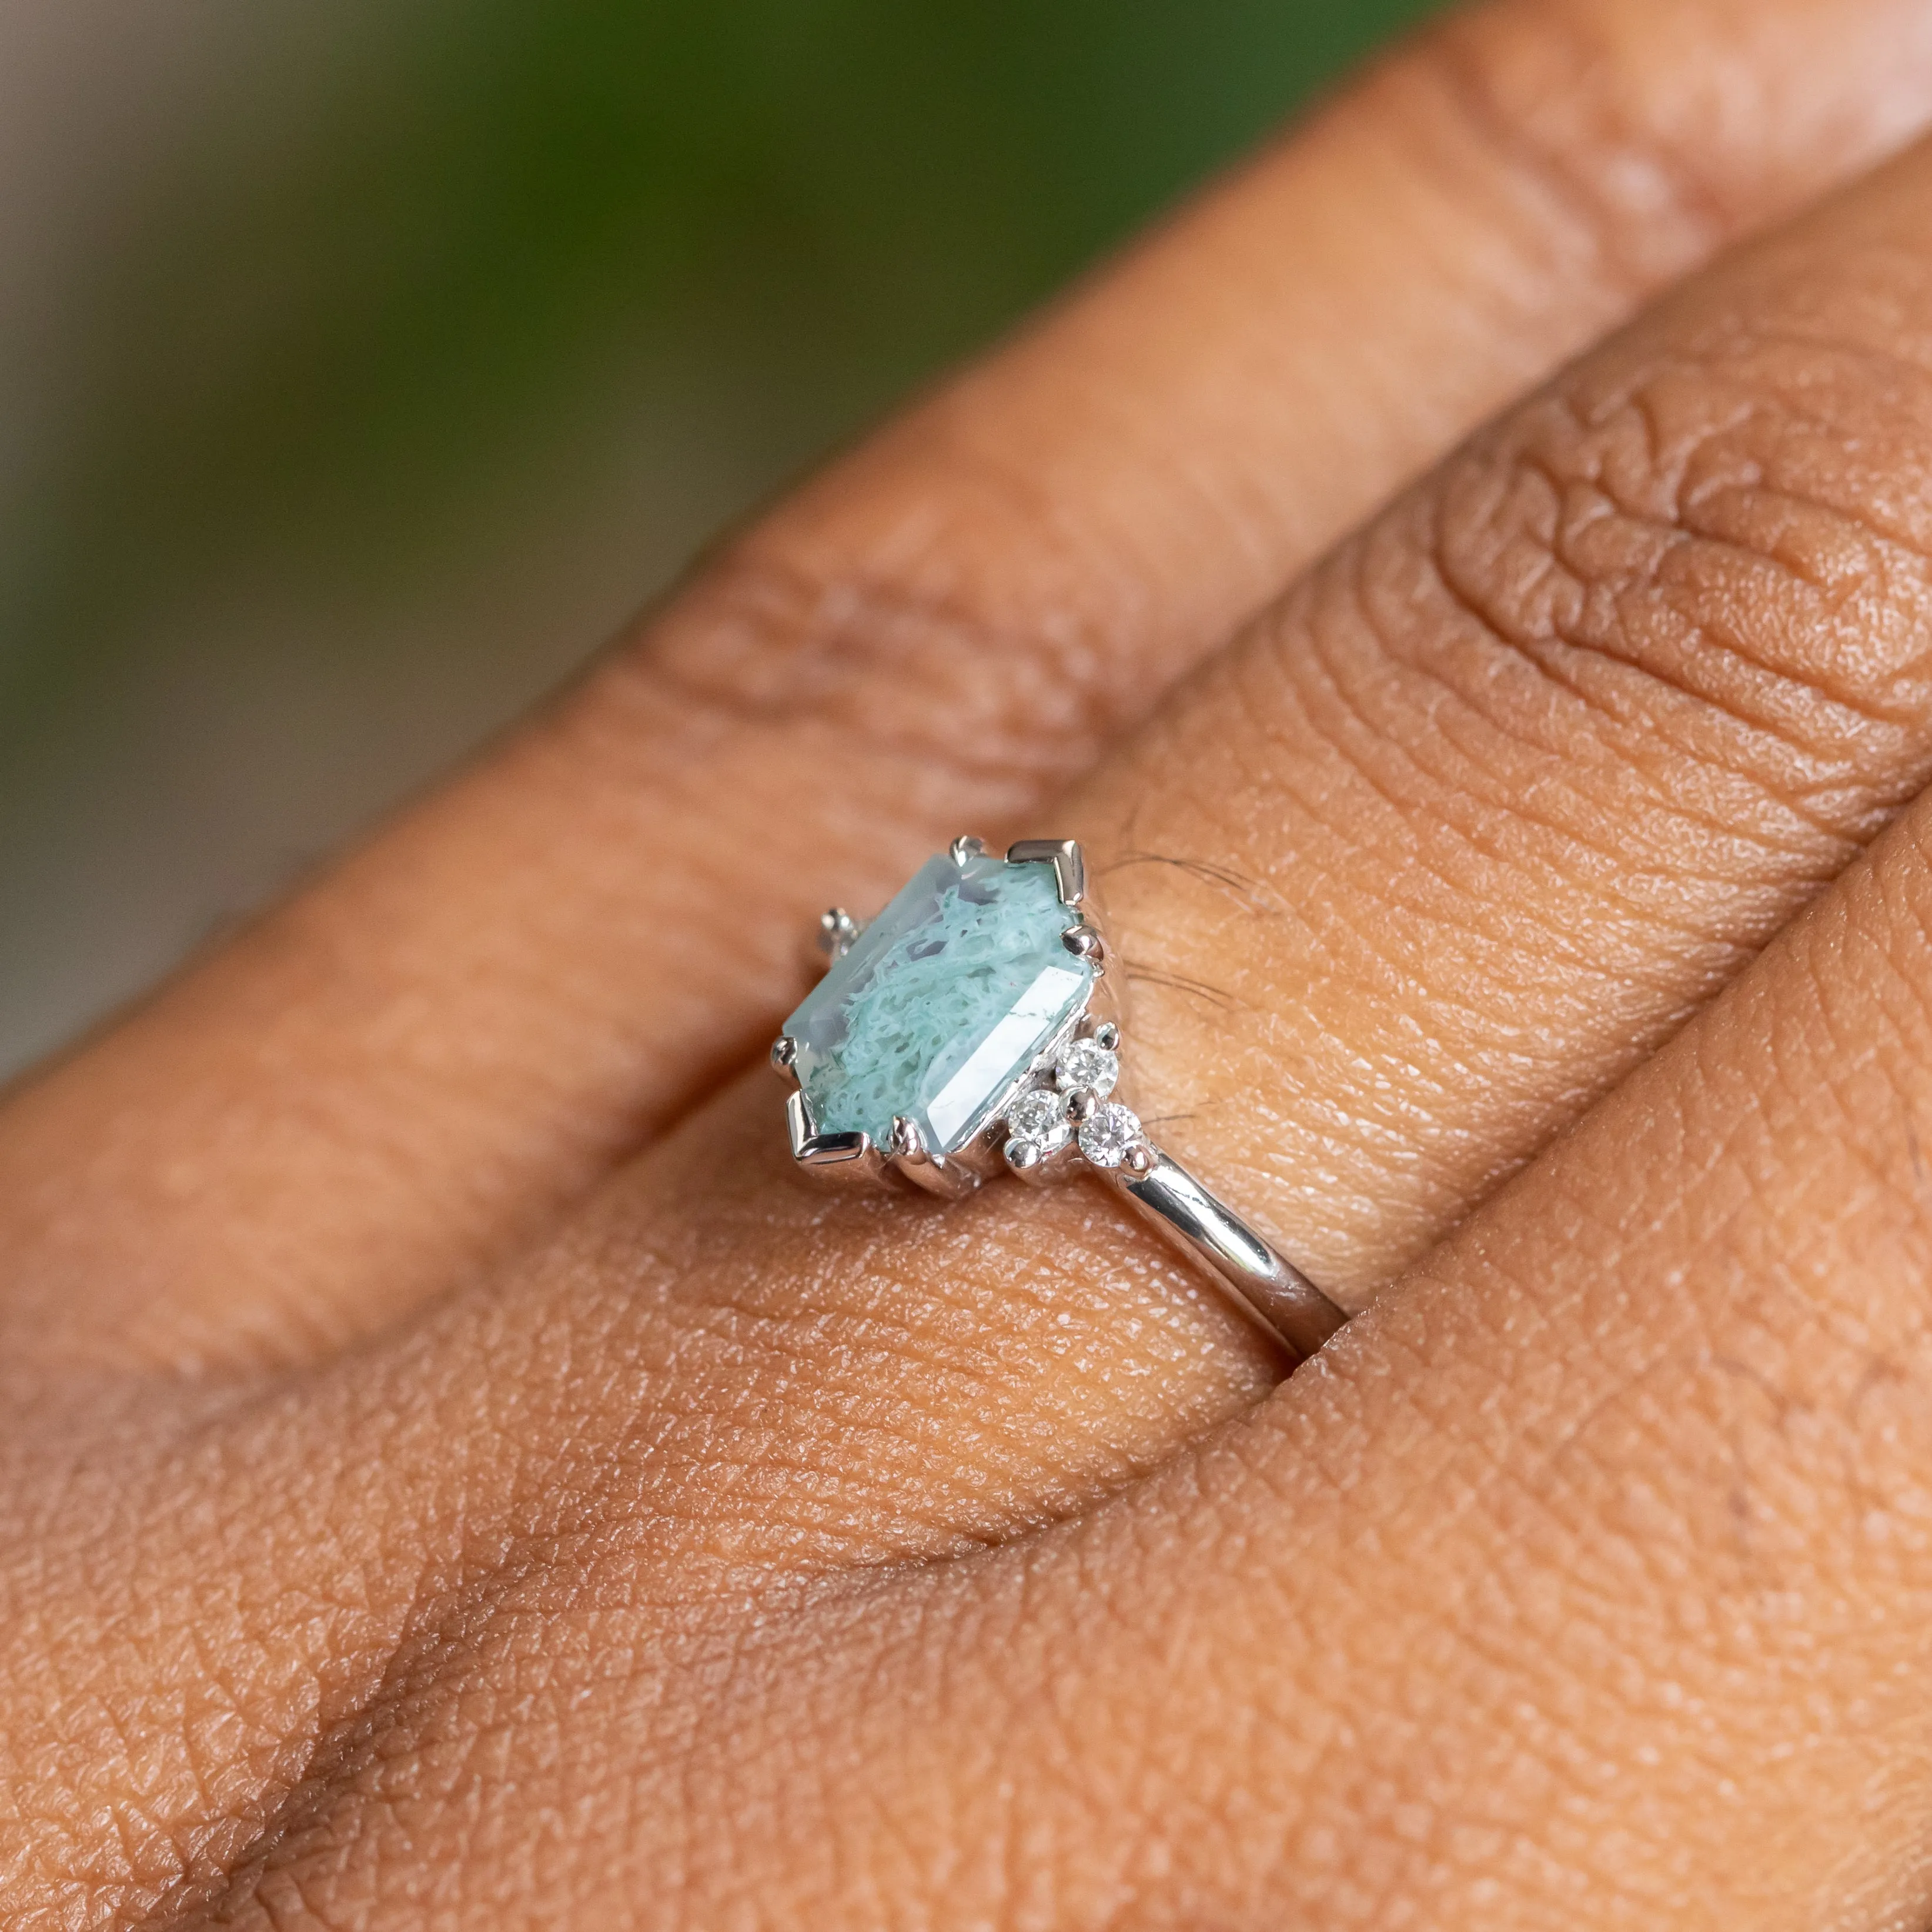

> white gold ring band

[{"left": 772, "top": 835, "right": 1349, "bottom": 1365}]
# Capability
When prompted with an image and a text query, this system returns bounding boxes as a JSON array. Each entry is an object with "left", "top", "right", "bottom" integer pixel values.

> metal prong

[
  {"left": 1064, "top": 1086, "right": 1099, "bottom": 1125},
  {"left": 787, "top": 1089, "right": 884, "bottom": 1183},
  {"left": 771, "top": 1035, "right": 800, "bottom": 1087},
  {"left": 1087, "top": 1020, "right": 1119, "bottom": 1051},
  {"left": 1004, "top": 1138, "right": 1064, "bottom": 1188},
  {"left": 891, "top": 1114, "right": 980, "bottom": 1198},
  {"left": 1062, "top": 922, "right": 1104, "bottom": 964},
  {"left": 950, "top": 834, "right": 990, "bottom": 865},
  {"left": 818, "top": 907, "right": 861, "bottom": 960},
  {"left": 1123, "top": 1142, "right": 1156, "bottom": 1176},
  {"left": 787, "top": 1086, "right": 814, "bottom": 1155},
  {"left": 787, "top": 1089, "right": 857, "bottom": 1164},
  {"left": 1007, "top": 838, "right": 1085, "bottom": 907}
]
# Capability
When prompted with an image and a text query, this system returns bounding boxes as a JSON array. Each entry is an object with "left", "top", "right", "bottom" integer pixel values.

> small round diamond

[
  {"left": 1004, "top": 1085, "right": 1070, "bottom": 1153},
  {"left": 1054, "top": 1038, "right": 1119, "bottom": 1098},
  {"left": 1078, "top": 1100, "right": 1142, "bottom": 1168}
]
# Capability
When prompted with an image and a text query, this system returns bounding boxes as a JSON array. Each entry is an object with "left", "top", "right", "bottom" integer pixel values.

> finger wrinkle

[
  {"left": 1426, "top": 420, "right": 1924, "bottom": 799},
  {"left": 630, "top": 520, "right": 1110, "bottom": 783},
  {"left": 1312, "top": 540, "right": 1801, "bottom": 947},
  {"left": 1416, "top": 4, "right": 1733, "bottom": 302}
]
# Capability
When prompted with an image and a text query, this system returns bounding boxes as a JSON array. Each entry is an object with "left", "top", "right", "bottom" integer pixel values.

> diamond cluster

[{"left": 1002, "top": 1037, "right": 1142, "bottom": 1171}]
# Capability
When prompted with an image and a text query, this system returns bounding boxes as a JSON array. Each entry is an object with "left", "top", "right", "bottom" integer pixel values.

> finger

[
  {"left": 7, "top": 0, "right": 1930, "bottom": 1369},
  {"left": 618, "top": 717, "right": 1932, "bottom": 1932},
  {"left": 199, "top": 623, "right": 1932, "bottom": 1931},
  {"left": 255, "top": 122, "right": 1932, "bottom": 1557}
]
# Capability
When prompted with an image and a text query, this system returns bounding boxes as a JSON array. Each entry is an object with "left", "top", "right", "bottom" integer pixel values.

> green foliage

[{"left": 6, "top": 0, "right": 1438, "bottom": 687}]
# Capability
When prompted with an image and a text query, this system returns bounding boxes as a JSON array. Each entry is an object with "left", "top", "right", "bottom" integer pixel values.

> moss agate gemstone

[{"left": 786, "top": 852, "right": 1092, "bottom": 1156}]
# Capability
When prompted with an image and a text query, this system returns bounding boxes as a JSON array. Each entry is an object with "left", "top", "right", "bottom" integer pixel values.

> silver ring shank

[{"left": 1095, "top": 1143, "right": 1348, "bottom": 1363}]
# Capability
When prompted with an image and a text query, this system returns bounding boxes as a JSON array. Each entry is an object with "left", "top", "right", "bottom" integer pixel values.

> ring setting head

[{"left": 774, "top": 838, "right": 1127, "bottom": 1192}]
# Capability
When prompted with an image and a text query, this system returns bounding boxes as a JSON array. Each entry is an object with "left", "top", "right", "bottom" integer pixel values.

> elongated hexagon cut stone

[{"left": 785, "top": 852, "right": 1094, "bottom": 1156}]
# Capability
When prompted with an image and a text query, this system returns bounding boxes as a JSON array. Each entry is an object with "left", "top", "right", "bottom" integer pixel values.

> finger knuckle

[
  {"left": 1337, "top": 316, "right": 1932, "bottom": 840},
  {"left": 603, "top": 514, "right": 1106, "bottom": 794},
  {"left": 1415, "top": 2, "right": 1732, "bottom": 297}
]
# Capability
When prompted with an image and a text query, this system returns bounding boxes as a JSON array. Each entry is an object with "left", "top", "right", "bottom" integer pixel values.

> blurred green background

[{"left": 0, "top": 0, "right": 1436, "bottom": 1077}]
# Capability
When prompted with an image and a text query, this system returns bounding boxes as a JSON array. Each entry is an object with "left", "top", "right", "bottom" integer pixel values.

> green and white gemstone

[{"left": 772, "top": 837, "right": 1136, "bottom": 1194}]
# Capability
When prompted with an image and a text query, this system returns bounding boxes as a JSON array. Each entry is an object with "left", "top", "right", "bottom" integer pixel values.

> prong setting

[
  {"left": 770, "top": 839, "right": 1348, "bottom": 1360},
  {"left": 778, "top": 837, "right": 1128, "bottom": 1197},
  {"left": 817, "top": 907, "right": 861, "bottom": 961},
  {"left": 889, "top": 1112, "right": 982, "bottom": 1198},
  {"left": 1007, "top": 837, "right": 1085, "bottom": 908},
  {"left": 1061, "top": 922, "right": 1105, "bottom": 964},
  {"left": 787, "top": 1089, "right": 888, "bottom": 1184}
]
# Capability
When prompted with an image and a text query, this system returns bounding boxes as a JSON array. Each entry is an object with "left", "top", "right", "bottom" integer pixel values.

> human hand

[{"left": 10, "top": 0, "right": 1932, "bottom": 1924}]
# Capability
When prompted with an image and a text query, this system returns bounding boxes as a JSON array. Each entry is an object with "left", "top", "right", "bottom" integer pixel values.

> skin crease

[{"left": 14, "top": 1, "right": 1932, "bottom": 1928}]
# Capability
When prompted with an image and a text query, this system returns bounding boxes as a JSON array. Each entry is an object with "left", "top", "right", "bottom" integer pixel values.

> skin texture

[{"left": 11, "top": 0, "right": 1932, "bottom": 1926}]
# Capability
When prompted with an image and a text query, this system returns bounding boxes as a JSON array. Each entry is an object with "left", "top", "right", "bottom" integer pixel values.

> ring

[{"left": 770, "top": 836, "right": 1350, "bottom": 1364}]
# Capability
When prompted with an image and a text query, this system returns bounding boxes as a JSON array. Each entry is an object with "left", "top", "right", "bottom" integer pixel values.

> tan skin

[{"left": 12, "top": 0, "right": 1932, "bottom": 1923}]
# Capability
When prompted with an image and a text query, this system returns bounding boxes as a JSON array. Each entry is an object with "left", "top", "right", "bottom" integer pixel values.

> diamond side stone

[
  {"left": 1054, "top": 1039, "right": 1119, "bottom": 1098},
  {"left": 1004, "top": 1085, "right": 1071, "bottom": 1154},
  {"left": 1077, "top": 1101, "right": 1142, "bottom": 1168}
]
